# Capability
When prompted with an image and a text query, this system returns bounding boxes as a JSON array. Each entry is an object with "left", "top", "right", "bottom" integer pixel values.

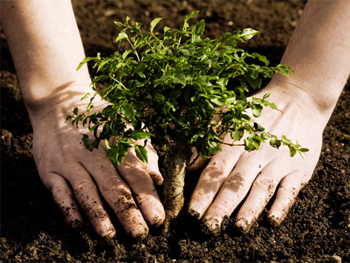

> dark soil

[{"left": 1, "top": 1, "right": 349, "bottom": 262}]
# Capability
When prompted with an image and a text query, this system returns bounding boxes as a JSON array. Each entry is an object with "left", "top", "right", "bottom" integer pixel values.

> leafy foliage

[{"left": 67, "top": 11, "right": 307, "bottom": 166}]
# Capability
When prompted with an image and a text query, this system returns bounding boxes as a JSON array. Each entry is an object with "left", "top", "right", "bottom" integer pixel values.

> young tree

[{"left": 67, "top": 11, "right": 307, "bottom": 232}]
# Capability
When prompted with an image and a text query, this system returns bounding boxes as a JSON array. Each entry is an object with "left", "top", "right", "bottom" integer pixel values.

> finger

[
  {"left": 43, "top": 173, "right": 84, "bottom": 229},
  {"left": 187, "top": 129, "right": 227, "bottom": 172},
  {"left": 65, "top": 163, "right": 116, "bottom": 238},
  {"left": 201, "top": 150, "right": 268, "bottom": 232},
  {"left": 144, "top": 143, "right": 164, "bottom": 185},
  {"left": 187, "top": 147, "right": 210, "bottom": 171},
  {"left": 267, "top": 170, "right": 310, "bottom": 226},
  {"left": 84, "top": 155, "right": 150, "bottom": 238},
  {"left": 117, "top": 151, "right": 165, "bottom": 228},
  {"left": 234, "top": 162, "right": 281, "bottom": 232},
  {"left": 98, "top": 173, "right": 150, "bottom": 238},
  {"left": 188, "top": 142, "right": 244, "bottom": 220}
]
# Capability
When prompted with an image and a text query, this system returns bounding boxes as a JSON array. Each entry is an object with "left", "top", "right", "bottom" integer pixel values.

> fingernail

[
  {"left": 188, "top": 208, "right": 201, "bottom": 219},
  {"left": 150, "top": 212, "right": 165, "bottom": 227},
  {"left": 267, "top": 214, "right": 282, "bottom": 227},
  {"left": 101, "top": 225, "right": 116, "bottom": 239},
  {"left": 202, "top": 218, "right": 221, "bottom": 235},
  {"left": 235, "top": 218, "right": 251, "bottom": 233},
  {"left": 97, "top": 219, "right": 116, "bottom": 239},
  {"left": 70, "top": 218, "right": 84, "bottom": 229},
  {"left": 131, "top": 227, "right": 149, "bottom": 240},
  {"left": 104, "top": 229, "right": 116, "bottom": 239}
]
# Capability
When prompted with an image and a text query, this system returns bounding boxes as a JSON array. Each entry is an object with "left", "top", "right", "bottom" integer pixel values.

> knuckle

[
  {"left": 224, "top": 172, "right": 245, "bottom": 192},
  {"left": 211, "top": 201, "right": 233, "bottom": 218},
  {"left": 100, "top": 175, "right": 124, "bottom": 193},
  {"left": 119, "top": 164, "right": 148, "bottom": 184},
  {"left": 254, "top": 176, "right": 277, "bottom": 196},
  {"left": 51, "top": 186, "right": 71, "bottom": 202},
  {"left": 148, "top": 171, "right": 163, "bottom": 185},
  {"left": 72, "top": 179, "right": 96, "bottom": 196},
  {"left": 113, "top": 195, "right": 139, "bottom": 219},
  {"left": 145, "top": 144, "right": 158, "bottom": 160}
]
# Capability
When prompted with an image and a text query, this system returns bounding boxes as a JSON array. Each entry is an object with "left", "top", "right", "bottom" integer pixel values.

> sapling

[{"left": 67, "top": 11, "right": 308, "bottom": 233}]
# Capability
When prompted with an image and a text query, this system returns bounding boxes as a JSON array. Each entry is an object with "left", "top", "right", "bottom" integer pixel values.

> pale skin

[
  {"left": 189, "top": 0, "right": 350, "bottom": 232},
  {"left": 1, "top": 0, "right": 165, "bottom": 239},
  {"left": 1, "top": 0, "right": 349, "bottom": 238}
]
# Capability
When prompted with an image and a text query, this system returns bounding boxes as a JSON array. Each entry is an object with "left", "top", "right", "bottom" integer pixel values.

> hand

[
  {"left": 188, "top": 82, "right": 326, "bottom": 233},
  {"left": 29, "top": 84, "right": 165, "bottom": 239}
]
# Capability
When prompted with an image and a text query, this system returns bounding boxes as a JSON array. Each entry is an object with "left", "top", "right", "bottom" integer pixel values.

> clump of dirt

[{"left": 1, "top": 1, "right": 349, "bottom": 262}]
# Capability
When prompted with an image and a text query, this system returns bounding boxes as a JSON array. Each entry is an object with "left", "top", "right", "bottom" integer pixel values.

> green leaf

[
  {"left": 164, "top": 26, "right": 170, "bottom": 33},
  {"left": 169, "top": 89, "right": 182, "bottom": 99},
  {"left": 262, "top": 93, "right": 271, "bottom": 100},
  {"left": 207, "top": 140, "right": 221, "bottom": 154},
  {"left": 261, "top": 132, "right": 271, "bottom": 140},
  {"left": 114, "top": 21, "right": 125, "bottom": 27},
  {"left": 185, "top": 10, "right": 199, "bottom": 22},
  {"left": 129, "top": 130, "right": 152, "bottom": 140},
  {"left": 132, "top": 63, "right": 147, "bottom": 78},
  {"left": 116, "top": 32, "right": 128, "bottom": 44},
  {"left": 247, "top": 75, "right": 262, "bottom": 89},
  {"left": 193, "top": 19, "right": 205, "bottom": 37},
  {"left": 289, "top": 145, "right": 297, "bottom": 157},
  {"left": 251, "top": 53, "right": 270, "bottom": 66},
  {"left": 276, "top": 64, "right": 294, "bottom": 76},
  {"left": 251, "top": 104, "right": 263, "bottom": 117},
  {"left": 122, "top": 50, "right": 133, "bottom": 60},
  {"left": 248, "top": 68, "right": 260, "bottom": 79},
  {"left": 173, "top": 74, "right": 186, "bottom": 86},
  {"left": 239, "top": 28, "right": 259, "bottom": 40},
  {"left": 231, "top": 130, "right": 244, "bottom": 141},
  {"left": 81, "top": 93, "right": 91, "bottom": 100},
  {"left": 135, "top": 145, "right": 148, "bottom": 163},
  {"left": 122, "top": 104, "right": 135, "bottom": 120},
  {"left": 210, "top": 97, "right": 225, "bottom": 106},
  {"left": 203, "top": 100, "right": 214, "bottom": 113},
  {"left": 150, "top": 17, "right": 163, "bottom": 33},
  {"left": 82, "top": 134, "right": 98, "bottom": 151},
  {"left": 300, "top": 148, "right": 309, "bottom": 153},
  {"left": 270, "top": 136, "right": 281, "bottom": 148},
  {"left": 281, "top": 135, "right": 292, "bottom": 146},
  {"left": 244, "top": 137, "right": 256, "bottom": 151},
  {"left": 104, "top": 138, "right": 111, "bottom": 149},
  {"left": 107, "top": 142, "right": 133, "bottom": 166},
  {"left": 153, "top": 92, "right": 165, "bottom": 103},
  {"left": 253, "top": 122, "right": 265, "bottom": 132},
  {"left": 76, "top": 55, "right": 100, "bottom": 71}
]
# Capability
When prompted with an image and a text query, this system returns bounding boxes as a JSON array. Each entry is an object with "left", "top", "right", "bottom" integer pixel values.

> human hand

[
  {"left": 188, "top": 83, "right": 326, "bottom": 233},
  {"left": 28, "top": 85, "right": 165, "bottom": 239}
]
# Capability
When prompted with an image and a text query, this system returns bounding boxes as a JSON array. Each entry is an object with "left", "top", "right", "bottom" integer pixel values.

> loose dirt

[{"left": 1, "top": 1, "right": 349, "bottom": 262}]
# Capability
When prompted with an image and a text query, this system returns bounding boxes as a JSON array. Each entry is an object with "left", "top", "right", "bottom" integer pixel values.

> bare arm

[
  {"left": 270, "top": 0, "right": 350, "bottom": 116},
  {"left": 0, "top": 0, "right": 90, "bottom": 112}
]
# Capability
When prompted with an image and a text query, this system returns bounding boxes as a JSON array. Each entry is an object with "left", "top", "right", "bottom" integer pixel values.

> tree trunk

[{"left": 162, "top": 150, "right": 187, "bottom": 233}]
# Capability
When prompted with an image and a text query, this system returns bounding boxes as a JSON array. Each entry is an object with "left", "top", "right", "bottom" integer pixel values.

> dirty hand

[
  {"left": 188, "top": 0, "right": 350, "bottom": 234},
  {"left": 188, "top": 83, "right": 326, "bottom": 233},
  {"left": 29, "top": 86, "right": 165, "bottom": 239}
]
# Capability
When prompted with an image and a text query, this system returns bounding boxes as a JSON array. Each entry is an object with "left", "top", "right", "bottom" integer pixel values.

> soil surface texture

[{"left": 1, "top": 0, "right": 349, "bottom": 262}]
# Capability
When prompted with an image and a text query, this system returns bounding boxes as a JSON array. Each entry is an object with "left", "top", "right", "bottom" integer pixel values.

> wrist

[
  {"left": 269, "top": 74, "right": 343, "bottom": 114},
  {"left": 23, "top": 81, "right": 92, "bottom": 127},
  {"left": 262, "top": 77, "right": 341, "bottom": 129}
]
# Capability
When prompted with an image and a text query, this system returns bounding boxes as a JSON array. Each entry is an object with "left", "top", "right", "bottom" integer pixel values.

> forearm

[
  {"left": 0, "top": 0, "right": 91, "bottom": 113},
  {"left": 270, "top": 0, "right": 350, "bottom": 116}
]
